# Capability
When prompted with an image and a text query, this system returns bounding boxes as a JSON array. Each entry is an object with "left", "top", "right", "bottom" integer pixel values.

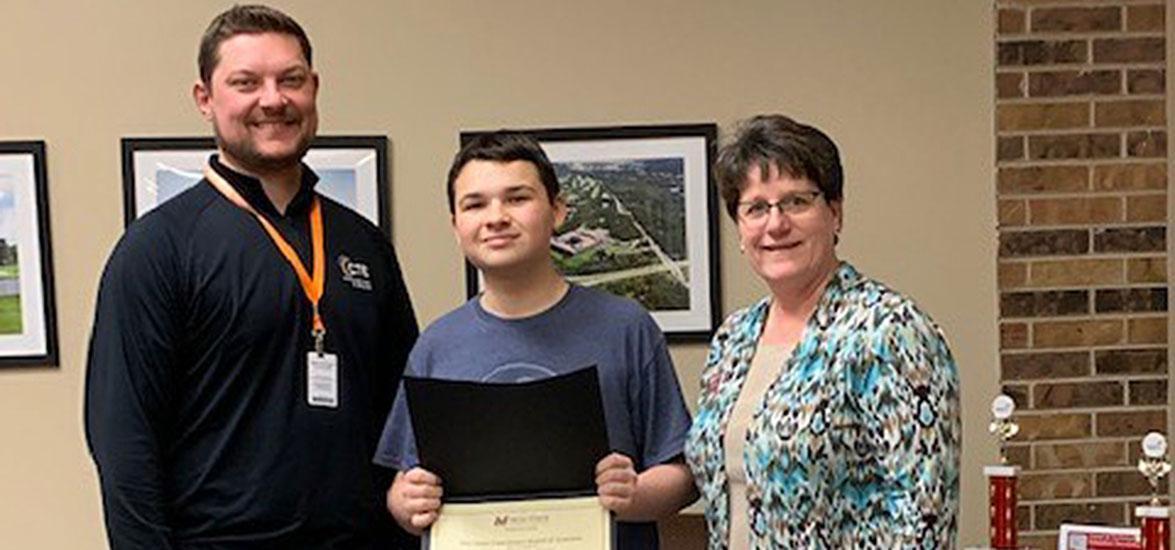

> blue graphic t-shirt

[{"left": 374, "top": 285, "right": 692, "bottom": 549}]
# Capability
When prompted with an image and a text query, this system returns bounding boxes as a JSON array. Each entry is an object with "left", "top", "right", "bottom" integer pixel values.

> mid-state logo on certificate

[{"left": 490, "top": 512, "right": 551, "bottom": 530}]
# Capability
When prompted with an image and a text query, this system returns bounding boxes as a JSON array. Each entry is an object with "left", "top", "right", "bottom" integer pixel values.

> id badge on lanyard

[
  {"left": 306, "top": 352, "right": 338, "bottom": 408},
  {"left": 204, "top": 165, "right": 340, "bottom": 409}
]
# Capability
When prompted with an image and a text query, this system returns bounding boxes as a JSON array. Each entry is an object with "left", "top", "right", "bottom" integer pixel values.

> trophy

[
  {"left": 985, "top": 394, "right": 1020, "bottom": 550},
  {"left": 1136, "top": 432, "right": 1172, "bottom": 550}
]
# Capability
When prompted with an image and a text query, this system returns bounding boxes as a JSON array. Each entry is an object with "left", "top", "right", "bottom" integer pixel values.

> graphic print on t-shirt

[{"left": 480, "top": 362, "right": 557, "bottom": 383}]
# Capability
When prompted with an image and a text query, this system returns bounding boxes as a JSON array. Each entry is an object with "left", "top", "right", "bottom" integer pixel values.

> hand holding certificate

[{"left": 404, "top": 366, "right": 615, "bottom": 550}]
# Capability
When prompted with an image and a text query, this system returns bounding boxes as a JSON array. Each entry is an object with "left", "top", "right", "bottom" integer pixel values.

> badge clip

[{"left": 313, "top": 327, "right": 325, "bottom": 357}]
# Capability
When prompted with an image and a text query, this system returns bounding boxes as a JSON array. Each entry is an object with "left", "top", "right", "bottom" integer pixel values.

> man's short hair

[
  {"left": 446, "top": 131, "right": 560, "bottom": 214},
  {"left": 198, "top": 4, "right": 313, "bottom": 84},
  {"left": 713, "top": 114, "right": 844, "bottom": 221}
]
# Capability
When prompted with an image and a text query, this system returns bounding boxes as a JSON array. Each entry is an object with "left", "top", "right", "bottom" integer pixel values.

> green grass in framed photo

[{"left": 0, "top": 141, "right": 57, "bottom": 367}]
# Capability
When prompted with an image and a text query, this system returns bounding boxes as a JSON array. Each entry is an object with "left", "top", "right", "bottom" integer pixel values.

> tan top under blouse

[{"left": 722, "top": 343, "right": 791, "bottom": 550}]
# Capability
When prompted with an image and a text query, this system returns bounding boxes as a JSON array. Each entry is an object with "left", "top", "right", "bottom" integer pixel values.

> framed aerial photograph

[
  {"left": 0, "top": 141, "right": 58, "bottom": 367},
  {"left": 121, "top": 135, "right": 390, "bottom": 236},
  {"left": 461, "top": 124, "right": 720, "bottom": 342}
]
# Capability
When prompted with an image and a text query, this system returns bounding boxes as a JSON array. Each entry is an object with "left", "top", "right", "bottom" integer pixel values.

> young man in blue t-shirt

[{"left": 375, "top": 131, "right": 697, "bottom": 548}]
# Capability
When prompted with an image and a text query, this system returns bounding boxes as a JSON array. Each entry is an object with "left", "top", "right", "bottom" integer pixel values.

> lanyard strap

[{"left": 204, "top": 165, "right": 327, "bottom": 352}]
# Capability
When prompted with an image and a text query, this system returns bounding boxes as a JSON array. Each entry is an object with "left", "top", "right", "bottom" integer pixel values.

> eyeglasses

[{"left": 736, "top": 191, "right": 823, "bottom": 223}]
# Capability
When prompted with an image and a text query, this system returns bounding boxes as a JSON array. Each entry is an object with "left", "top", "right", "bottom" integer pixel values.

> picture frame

[
  {"left": 120, "top": 135, "right": 390, "bottom": 237},
  {"left": 0, "top": 141, "right": 58, "bottom": 367},
  {"left": 460, "top": 124, "right": 720, "bottom": 342},
  {"left": 1057, "top": 523, "right": 1141, "bottom": 549}
]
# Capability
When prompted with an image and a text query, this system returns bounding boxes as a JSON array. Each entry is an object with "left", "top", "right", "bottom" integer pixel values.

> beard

[{"left": 213, "top": 113, "right": 315, "bottom": 175}]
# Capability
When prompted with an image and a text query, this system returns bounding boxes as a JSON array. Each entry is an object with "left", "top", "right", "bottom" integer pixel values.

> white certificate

[{"left": 427, "top": 496, "right": 612, "bottom": 550}]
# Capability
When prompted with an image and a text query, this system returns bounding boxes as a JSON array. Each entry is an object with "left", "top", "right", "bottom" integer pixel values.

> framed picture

[
  {"left": 121, "top": 135, "right": 390, "bottom": 236},
  {"left": 461, "top": 124, "right": 720, "bottom": 342},
  {"left": 0, "top": 141, "right": 58, "bottom": 367},
  {"left": 1058, "top": 523, "right": 1140, "bottom": 549}
]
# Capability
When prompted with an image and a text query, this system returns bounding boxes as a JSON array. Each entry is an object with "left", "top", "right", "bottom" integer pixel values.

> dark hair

[
  {"left": 198, "top": 4, "right": 313, "bottom": 84},
  {"left": 446, "top": 131, "right": 560, "bottom": 214},
  {"left": 714, "top": 114, "right": 843, "bottom": 221}
]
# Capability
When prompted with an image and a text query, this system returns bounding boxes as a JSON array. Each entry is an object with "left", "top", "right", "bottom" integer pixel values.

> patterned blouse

[{"left": 684, "top": 262, "right": 960, "bottom": 549}]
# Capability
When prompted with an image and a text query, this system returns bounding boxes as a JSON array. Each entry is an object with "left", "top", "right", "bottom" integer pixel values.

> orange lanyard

[{"left": 204, "top": 165, "right": 327, "bottom": 352}]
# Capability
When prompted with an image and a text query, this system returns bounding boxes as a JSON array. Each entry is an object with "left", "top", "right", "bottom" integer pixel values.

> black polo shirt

[{"left": 85, "top": 156, "right": 418, "bottom": 549}]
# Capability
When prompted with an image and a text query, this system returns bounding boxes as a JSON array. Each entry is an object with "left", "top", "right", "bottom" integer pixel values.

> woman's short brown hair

[{"left": 714, "top": 115, "right": 843, "bottom": 221}]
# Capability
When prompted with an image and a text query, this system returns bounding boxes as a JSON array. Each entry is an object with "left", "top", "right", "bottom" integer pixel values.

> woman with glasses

[{"left": 684, "top": 115, "right": 960, "bottom": 548}]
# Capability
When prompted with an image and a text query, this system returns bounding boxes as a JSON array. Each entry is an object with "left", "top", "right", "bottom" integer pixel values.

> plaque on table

[{"left": 1058, "top": 524, "right": 1141, "bottom": 550}]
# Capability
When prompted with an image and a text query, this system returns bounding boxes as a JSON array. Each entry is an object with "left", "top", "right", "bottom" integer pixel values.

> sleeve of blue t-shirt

[
  {"left": 373, "top": 357, "right": 420, "bottom": 470},
  {"left": 631, "top": 318, "right": 692, "bottom": 469}
]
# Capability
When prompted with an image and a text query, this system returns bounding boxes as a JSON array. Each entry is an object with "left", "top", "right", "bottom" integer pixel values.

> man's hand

[
  {"left": 387, "top": 468, "right": 443, "bottom": 535},
  {"left": 595, "top": 452, "right": 639, "bottom": 516}
]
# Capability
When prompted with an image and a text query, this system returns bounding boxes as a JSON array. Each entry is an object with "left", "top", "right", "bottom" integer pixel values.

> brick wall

[{"left": 994, "top": 1, "right": 1168, "bottom": 546}]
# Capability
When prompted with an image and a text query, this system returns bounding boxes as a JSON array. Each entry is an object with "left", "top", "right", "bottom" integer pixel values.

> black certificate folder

[{"left": 404, "top": 365, "right": 610, "bottom": 503}]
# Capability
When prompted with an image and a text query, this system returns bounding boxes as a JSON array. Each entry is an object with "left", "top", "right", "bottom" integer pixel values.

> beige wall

[{"left": 0, "top": 1, "right": 996, "bottom": 547}]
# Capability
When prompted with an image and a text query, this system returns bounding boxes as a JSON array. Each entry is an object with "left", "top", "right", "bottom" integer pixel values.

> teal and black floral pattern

[{"left": 685, "top": 262, "right": 960, "bottom": 549}]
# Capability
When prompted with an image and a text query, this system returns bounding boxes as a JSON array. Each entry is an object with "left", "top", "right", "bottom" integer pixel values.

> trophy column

[
  {"left": 987, "top": 394, "right": 1020, "bottom": 550},
  {"left": 1136, "top": 432, "right": 1171, "bottom": 550}
]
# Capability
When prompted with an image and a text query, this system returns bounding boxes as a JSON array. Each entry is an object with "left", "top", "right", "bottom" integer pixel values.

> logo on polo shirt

[{"left": 337, "top": 255, "right": 373, "bottom": 291}]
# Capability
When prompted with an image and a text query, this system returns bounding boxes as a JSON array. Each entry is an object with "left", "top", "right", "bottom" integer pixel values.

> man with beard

[{"left": 84, "top": 5, "right": 419, "bottom": 549}]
